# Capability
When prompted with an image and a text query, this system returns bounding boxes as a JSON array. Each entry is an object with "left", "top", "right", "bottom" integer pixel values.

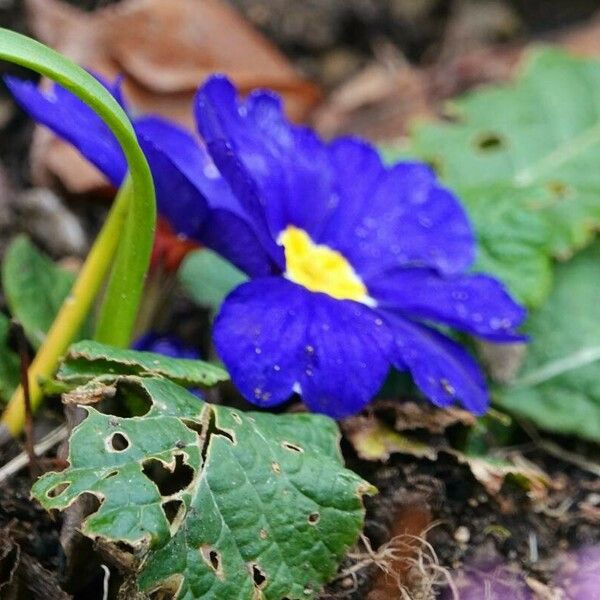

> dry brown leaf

[
  {"left": 369, "top": 398, "right": 476, "bottom": 433},
  {"left": 344, "top": 414, "right": 438, "bottom": 462},
  {"left": 312, "top": 46, "right": 434, "bottom": 142},
  {"left": 343, "top": 409, "right": 550, "bottom": 501},
  {"left": 25, "top": 0, "right": 320, "bottom": 193}
]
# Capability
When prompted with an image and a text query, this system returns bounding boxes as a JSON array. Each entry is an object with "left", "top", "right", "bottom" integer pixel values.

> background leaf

[
  {"left": 390, "top": 48, "right": 600, "bottom": 308},
  {"left": 0, "top": 314, "right": 19, "bottom": 403},
  {"left": 497, "top": 241, "right": 600, "bottom": 441},
  {"left": 32, "top": 376, "right": 373, "bottom": 600},
  {"left": 2, "top": 235, "right": 79, "bottom": 348},
  {"left": 179, "top": 249, "right": 247, "bottom": 313}
]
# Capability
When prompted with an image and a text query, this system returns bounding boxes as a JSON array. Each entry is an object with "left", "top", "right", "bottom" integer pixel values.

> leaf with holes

[
  {"left": 57, "top": 340, "right": 228, "bottom": 387},
  {"left": 1, "top": 235, "right": 82, "bottom": 348},
  {"left": 0, "top": 313, "right": 19, "bottom": 402},
  {"left": 387, "top": 48, "right": 600, "bottom": 308},
  {"left": 497, "top": 241, "right": 600, "bottom": 442},
  {"left": 32, "top": 376, "right": 373, "bottom": 599}
]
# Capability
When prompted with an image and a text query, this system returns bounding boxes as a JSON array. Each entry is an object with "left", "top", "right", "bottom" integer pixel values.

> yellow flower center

[{"left": 279, "top": 225, "right": 372, "bottom": 304}]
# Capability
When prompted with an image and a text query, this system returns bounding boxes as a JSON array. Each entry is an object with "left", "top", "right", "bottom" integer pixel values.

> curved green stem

[{"left": 0, "top": 29, "right": 156, "bottom": 439}]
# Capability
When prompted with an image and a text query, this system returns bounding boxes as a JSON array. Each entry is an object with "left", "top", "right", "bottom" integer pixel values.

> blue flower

[
  {"left": 8, "top": 72, "right": 527, "bottom": 418},
  {"left": 193, "top": 76, "right": 526, "bottom": 418}
]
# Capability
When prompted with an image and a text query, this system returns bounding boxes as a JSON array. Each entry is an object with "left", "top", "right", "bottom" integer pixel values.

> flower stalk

[{"left": 0, "top": 29, "right": 156, "bottom": 440}]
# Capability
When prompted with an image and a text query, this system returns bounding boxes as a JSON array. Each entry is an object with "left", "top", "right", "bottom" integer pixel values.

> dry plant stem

[
  {"left": 13, "top": 320, "right": 37, "bottom": 476},
  {"left": 0, "top": 425, "right": 68, "bottom": 483},
  {"left": 0, "top": 182, "right": 131, "bottom": 444}
]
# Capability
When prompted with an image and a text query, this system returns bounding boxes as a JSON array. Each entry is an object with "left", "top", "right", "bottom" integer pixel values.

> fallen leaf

[
  {"left": 369, "top": 398, "right": 476, "bottom": 433},
  {"left": 0, "top": 528, "right": 69, "bottom": 600},
  {"left": 312, "top": 46, "right": 433, "bottom": 141},
  {"left": 455, "top": 453, "right": 550, "bottom": 501},
  {"left": 343, "top": 410, "right": 549, "bottom": 500},
  {"left": 25, "top": 0, "right": 320, "bottom": 193},
  {"left": 344, "top": 415, "right": 437, "bottom": 462}
]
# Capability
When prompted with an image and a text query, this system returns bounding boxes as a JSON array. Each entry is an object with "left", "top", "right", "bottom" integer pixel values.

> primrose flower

[
  {"left": 192, "top": 76, "right": 526, "bottom": 418},
  {"left": 8, "top": 72, "right": 527, "bottom": 418}
]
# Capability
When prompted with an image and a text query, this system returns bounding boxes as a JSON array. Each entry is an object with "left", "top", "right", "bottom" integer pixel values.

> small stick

[
  {"left": 12, "top": 320, "right": 38, "bottom": 476},
  {"left": 0, "top": 425, "right": 68, "bottom": 484}
]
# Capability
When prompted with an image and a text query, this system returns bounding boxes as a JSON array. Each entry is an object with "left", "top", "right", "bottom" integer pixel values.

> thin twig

[
  {"left": 519, "top": 419, "right": 600, "bottom": 478},
  {"left": 12, "top": 320, "right": 38, "bottom": 476},
  {"left": 0, "top": 425, "right": 68, "bottom": 484}
]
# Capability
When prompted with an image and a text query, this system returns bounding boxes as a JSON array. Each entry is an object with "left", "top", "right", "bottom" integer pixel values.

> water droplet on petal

[
  {"left": 441, "top": 378, "right": 456, "bottom": 396},
  {"left": 273, "top": 364, "right": 281, "bottom": 372}
]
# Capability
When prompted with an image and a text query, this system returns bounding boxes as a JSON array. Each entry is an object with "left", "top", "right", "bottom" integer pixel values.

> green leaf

[
  {"left": 0, "top": 314, "right": 19, "bottom": 402},
  {"left": 393, "top": 48, "right": 600, "bottom": 307},
  {"left": 496, "top": 241, "right": 600, "bottom": 441},
  {"left": 57, "top": 340, "right": 229, "bottom": 388},
  {"left": 32, "top": 377, "right": 373, "bottom": 599},
  {"left": 179, "top": 249, "right": 247, "bottom": 313},
  {"left": 2, "top": 235, "right": 79, "bottom": 348}
]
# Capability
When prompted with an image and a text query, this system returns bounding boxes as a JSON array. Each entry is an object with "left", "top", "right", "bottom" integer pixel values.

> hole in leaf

[
  {"left": 107, "top": 432, "right": 130, "bottom": 452},
  {"left": 182, "top": 419, "right": 203, "bottom": 436},
  {"left": 101, "top": 380, "right": 152, "bottom": 417},
  {"left": 102, "top": 470, "right": 119, "bottom": 480},
  {"left": 473, "top": 131, "right": 506, "bottom": 152},
  {"left": 281, "top": 441, "right": 303, "bottom": 453},
  {"left": 162, "top": 499, "right": 185, "bottom": 525},
  {"left": 307, "top": 512, "right": 320, "bottom": 525},
  {"left": 47, "top": 481, "right": 70, "bottom": 498},
  {"left": 200, "top": 545, "right": 224, "bottom": 580},
  {"left": 271, "top": 462, "right": 281, "bottom": 474},
  {"left": 142, "top": 454, "right": 194, "bottom": 497},
  {"left": 250, "top": 564, "right": 266, "bottom": 588}
]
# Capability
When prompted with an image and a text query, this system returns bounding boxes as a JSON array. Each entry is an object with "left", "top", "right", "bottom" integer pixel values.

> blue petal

[
  {"left": 5, "top": 76, "right": 127, "bottom": 187},
  {"left": 214, "top": 278, "right": 392, "bottom": 418},
  {"left": 194, "top": 77, "right": 284, "bottom": 267},
  {"left": 321, "top": 148, "right": 475, "bottom": 277},
  {"left": 135, "top": 117, "right": 273, "bottom": 277},
  {"left": 213, "top": 278, "right": 311, "bottom": 407},
  {"left": 385, "top": 314, "right": 489, "bottom": 414},
  {"left": 369, "top": 268, "right": 526, "bottom": 341},
  {"left": 299, "top": 290, "right": 393, "bottom": 418},
  {"left": 195, "top": 76, "right": 338, "bottom": 253}
]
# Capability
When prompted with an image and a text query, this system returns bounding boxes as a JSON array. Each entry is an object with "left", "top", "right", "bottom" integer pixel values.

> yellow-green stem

[
  {"left": 0, "top": 29, "right": 156, "bottom": 439},
  {"left": 1, "top": 182, "right": 132, "bottom": 438}
]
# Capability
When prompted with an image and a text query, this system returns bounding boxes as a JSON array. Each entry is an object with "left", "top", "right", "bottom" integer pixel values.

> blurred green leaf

[
  {"left": 389, "top": 48, "right": 600, "bottom": 307},
  {"left": 2, "top": 235, "right": 79, "bottom": 348},
  {"left": 0, "top": 313, "right": 19, "bottom": 403},
  {"left": 497, "top": 241, "right": 600, "bottom": 441},
  {"left": 179, "top": 249, "right": 247, "bottom": 313}
]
